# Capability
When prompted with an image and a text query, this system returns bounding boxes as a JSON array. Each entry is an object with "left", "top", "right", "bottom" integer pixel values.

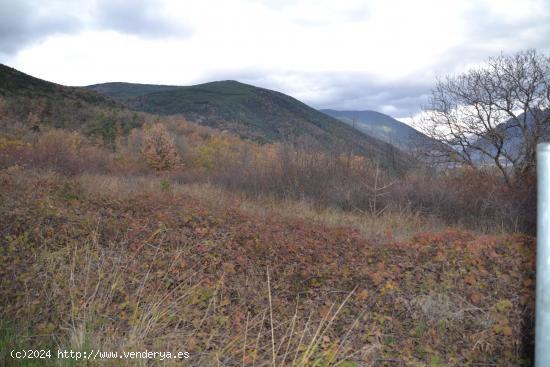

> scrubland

[{"left": 0, "top": 121, "right": 537, "bottom": 366}]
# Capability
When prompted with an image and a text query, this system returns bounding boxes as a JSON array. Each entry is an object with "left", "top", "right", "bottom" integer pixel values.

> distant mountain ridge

[
  {"left": 88, "top": 80, "right": 410, "bottom": 170},
  {"left": 320, "top": 109, "right": 431, "bottom": 150}
]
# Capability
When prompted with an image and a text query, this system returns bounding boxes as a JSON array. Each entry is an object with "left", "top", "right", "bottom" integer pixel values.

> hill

[
  {"left": 86, "top": 82, "right": 180, "bottom": 102},
  {"left": 321, "top": 109, "right": 432, "bottom": 151},
  {"left": 88, "top": 81, "right": 410, "bottom": 170},
  {"left": 0, "top": 64, "right": 408, "bottom": 171},
  {"left": 0, "top": 63, "right": 115, "bottom": 107},
  {"left": 0, "top": 64, "right": 151, "bottom": 143}
]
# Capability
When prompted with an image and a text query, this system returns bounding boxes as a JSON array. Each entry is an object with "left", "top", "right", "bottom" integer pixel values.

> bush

[
  {"left": 0, "top": 130, "right": 112, "bottom": 175},
  {"left": 0, "top": 136, "right": 30, "bottom": 168},
  {"left": 141, "top": 123, "right": 179, "bottom": 171},
  {"left": 390, "top": 168, "right": 536, "bottom": 233}
]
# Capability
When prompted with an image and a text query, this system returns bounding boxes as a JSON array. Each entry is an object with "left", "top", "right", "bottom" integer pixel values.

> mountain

[
  {"left": 0, "top": 63, "right": 146, "bottom": 143},
  {"left": 0, "top": 64, "right": 115, "bottom": 107},
  {"left": 88, "top": 80, "right": 410, "bottom": 170},
  {"left": 0, "top": 65, "right": 409, "bottom": 170},
  {"left": 320, "top": 109, "right": 431, "bottom": 151}
]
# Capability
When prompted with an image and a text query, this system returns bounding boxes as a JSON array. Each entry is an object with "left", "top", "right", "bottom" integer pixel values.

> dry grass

[
  {"left": 77, "top": 173, "right": 452, "bottom": 243},
  {"left": 1, "top": 167, "right": 536, "bottom": 366},
  {"left": 3, "top": 225, "right": 378, "bottom": 366}
]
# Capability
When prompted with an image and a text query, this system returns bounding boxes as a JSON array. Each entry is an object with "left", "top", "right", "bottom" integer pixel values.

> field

[{"left": 0, "top": 163, "right": 535, "bottom": 366}]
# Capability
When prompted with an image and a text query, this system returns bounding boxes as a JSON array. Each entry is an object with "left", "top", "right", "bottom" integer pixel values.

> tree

[
  {"left": 419, "top": 49, "right": 550, "bottom": 185},
  {"left": 141, "top": 123, "right": 179, "bottom": 171}
]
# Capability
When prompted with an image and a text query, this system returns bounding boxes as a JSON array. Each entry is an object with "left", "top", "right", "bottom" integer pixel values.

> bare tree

[{"left": 419, "top": 49, "right": 550, "bottom": 185}]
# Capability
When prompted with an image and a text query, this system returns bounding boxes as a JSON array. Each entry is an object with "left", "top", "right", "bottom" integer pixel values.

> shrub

[
  {"left": 141, "top": 123, "right": 179, "bottom": 171},
  {"left": 0, "top": 136, "right": 30, "bottom": 168},
  {"left": 160, "top": 179, "right": 171, "bottom": 192},
  {"left": 31, "top": 130, "right": 86, "bottom": 174},
  {"left": 390, "top": 168, "right": 536, "bottom": 233},
  {"left": 0, "top": 129, "right": 113, "bottom": 175}
]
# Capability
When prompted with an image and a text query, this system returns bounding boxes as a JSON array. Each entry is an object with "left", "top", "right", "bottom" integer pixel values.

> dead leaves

[{"left": 0, "top": 169, "right": 537, "bottom": 366}]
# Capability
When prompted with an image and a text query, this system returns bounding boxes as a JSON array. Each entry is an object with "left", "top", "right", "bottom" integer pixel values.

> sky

[{"left": 1, "top": 0, "right": 550, "bottom": 122}]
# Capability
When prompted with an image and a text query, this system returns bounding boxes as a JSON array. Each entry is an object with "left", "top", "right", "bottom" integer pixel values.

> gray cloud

[
  {"left": 318, "top": 4, "right": 550, "bottom": 117},
  {"left": 434, "top": 1, "right": 550, "bottom": 76},
  {"left": 323, "top": 1, "right": 550, "bottom": 117},
  {"left": 0, "top": 0, "right": 191, "bottom": 57},
  {"left": 307, "top": 75, "right": 432, "bottom": 118},
  {"left": 194, "top": 1, "right": 550, "bottom": 119},
  {"left": 464, "top": 1, "right": 550, "bottom": 50},
  {"left": 93, "top": 0, "right": 191, "bottom": 39},
  {"left": 0, "top": 0, "right": 81, "bottom": 56}
]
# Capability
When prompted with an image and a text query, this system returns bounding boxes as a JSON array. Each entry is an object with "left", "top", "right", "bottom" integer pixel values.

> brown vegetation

[
  {"left": 0, "top": 117, "right": 537, "bottom": 234},
  {"left": 141, "top": 123, "right": 180, "bottom": 171},
  {"left": 2, "top": 49, "right": 544, "bottom": 366},
  {"left": 0, "top": 166, "right": 535, "bottom": 366},
  {"left": 0, "top": 106, "right": 537, "bottom": 366}
]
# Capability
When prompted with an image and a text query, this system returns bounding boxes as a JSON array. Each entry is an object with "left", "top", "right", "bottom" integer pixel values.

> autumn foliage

[
  {"left": 141, "top": 123, "right": 179, "bottom": 170},
  {"left": 0, "top": 167, "right": 535, "bottom": 366},
  {"left": 0, "top": 112, "right": 538, "bottom": 366}
]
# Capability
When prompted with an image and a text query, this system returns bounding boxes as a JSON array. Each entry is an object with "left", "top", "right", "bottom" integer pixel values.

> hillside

[
  {"left": 321, "top": 109, "right": 432, "bottom": 151},
  {"left": 0, "top": 64, "right": 115, "bottom": 107},
  {"left": 88, "top": 81, "right": 410, "bottom": 170},
  {"left": 87, "top": 82, "right": 180, "bottom": 102},
  {"left": 0, "top": 64, "right": 408, "bottom": 171},
  {"left": 0, "top": 64, "right": 152, "bottom": 143}
]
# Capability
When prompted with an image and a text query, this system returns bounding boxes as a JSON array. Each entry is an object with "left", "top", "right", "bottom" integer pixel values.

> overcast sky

[{"left": 1, "top": 0, "right": 549, "bottom": 121}]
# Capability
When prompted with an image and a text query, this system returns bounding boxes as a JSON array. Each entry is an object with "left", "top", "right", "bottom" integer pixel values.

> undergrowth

[{"left": 0, "top": 167, "right": 536, "bottom": 366}]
